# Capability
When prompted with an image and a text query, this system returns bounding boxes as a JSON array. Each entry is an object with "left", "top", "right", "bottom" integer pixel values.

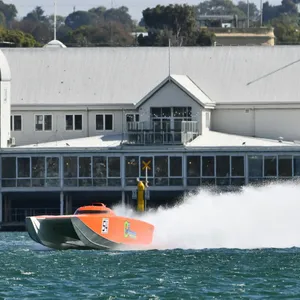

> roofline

[
  {"left": 11, "top": 103, "right": 136, "bottom": 111},
  {"left": 217, "top": 102, "right": 300, "bottom": 107},
  {"left": 135, "top": 75, "right": 216, "bottom": 109},
  {"left": 6, "top": 145, "right": 300, "bottom": 154}
]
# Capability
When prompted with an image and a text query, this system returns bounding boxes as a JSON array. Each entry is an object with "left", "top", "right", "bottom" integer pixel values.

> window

[
  {"left": 35, "top": 115, "right": 52, "bottom": 131},
  {"left": 96, "top": 114, "right": 113, "bottom": 131},
  {"left": 126, "top": 114, "right": 139, "bottom": 122},
  {"left": 65, "top": 114, "right": 82, "bottom": 130},
  {"left": 11, "top": 115, "right": 22, "bottom": 131}
]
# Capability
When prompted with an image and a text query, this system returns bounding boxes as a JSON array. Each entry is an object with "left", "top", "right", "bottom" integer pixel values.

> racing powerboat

[{"left": 26, "top": 203, "right": 154, "bottom": 250}]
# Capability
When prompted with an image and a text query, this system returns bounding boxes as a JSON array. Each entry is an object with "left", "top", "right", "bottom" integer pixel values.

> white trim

[
  {"left": 11, "top": 114, "right": 22, "bottom": 132},
  {"left": 95, "top": 113, "right": 114, "bottom": 131},
  {"left": 34, "top": 114, "right": 53, "bottom": 132},
  {"left": 135, "top": 75, "right": 216, "bottom": 109}
]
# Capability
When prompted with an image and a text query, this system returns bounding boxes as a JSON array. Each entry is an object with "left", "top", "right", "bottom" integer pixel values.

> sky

[{"left": 7, "top": 0, "right": 281, "bottom": 21}]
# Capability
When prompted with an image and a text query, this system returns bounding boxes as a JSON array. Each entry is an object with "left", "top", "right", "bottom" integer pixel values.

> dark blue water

[{"left": 1, "top": 232, "right": 300, "bottom": 299}]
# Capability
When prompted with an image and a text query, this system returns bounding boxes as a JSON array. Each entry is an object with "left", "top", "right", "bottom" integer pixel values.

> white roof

[
  {"left": 187, "top": 131, "right": 295, "bottom": 147},
  {"left": 3, "top": 46, "right": 300, "bottom": 106},
  {"left": 16, "top": 130, "right": 298, "bottom": 149},
  {"left": 136, "top": 74, "right": 215, "bottom": 108},
  {"left": 17, "top": 134, "right": 122, "bottom": 148}
]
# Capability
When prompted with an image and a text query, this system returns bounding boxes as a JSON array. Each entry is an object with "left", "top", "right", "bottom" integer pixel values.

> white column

[{"left": 60, "top": 191, "right": 64, "bottom": 215}]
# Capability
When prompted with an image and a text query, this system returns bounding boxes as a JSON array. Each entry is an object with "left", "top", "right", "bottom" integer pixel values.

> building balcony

[{"left": 124, "top": 121, "right": 200, "bottom": 145}]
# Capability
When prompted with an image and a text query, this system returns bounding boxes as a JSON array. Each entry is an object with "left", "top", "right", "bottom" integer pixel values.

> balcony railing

[{"left": 124, "top": 121, "right": 200, "bottom": 145}]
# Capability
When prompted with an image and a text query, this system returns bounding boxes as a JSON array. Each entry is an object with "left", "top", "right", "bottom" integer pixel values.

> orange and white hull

[{"left": 26, "top": 214, "right": 154, "bottom": 250}]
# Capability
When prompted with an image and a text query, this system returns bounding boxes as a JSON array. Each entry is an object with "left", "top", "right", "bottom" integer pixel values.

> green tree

[
  {"left": 23, "top": 6, "right": 47, "bottom": 23},
  {"left": 142, "top": 4, "right": 197, "bottom": 45},
  {"left": 0, "top": 1, "right": 17, "bottom": 27},
  {"left": 65, "top": 11, "right": 99, "bottom": 30},
  {"left": 237, "top": 1, "right": 259, "bottom": 19},
  {"left": 196, "top": 0, "right": 246, "bottom": 17},
  {"left": 63, "top": 22, "right": 134, "bottom": 46},
  {"left": 0, "top": 27, "right": 40, "bottom": 47},
  {"left": 271, "top": 14, "right": 300, "bottom": 44}
]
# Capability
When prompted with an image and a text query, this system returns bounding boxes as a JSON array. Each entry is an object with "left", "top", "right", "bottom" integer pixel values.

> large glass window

[
  {"left": 231, "top": 156, "right": 244, "bottom": 177},
  {"left": 140, "top": 156, "right": 153, "bottom": 178},
  {"left": 278, "top": 156, "right": 292, "bottom": 177},
  {"left": 78, "top": 157, "right": 92, "bottom": 186},
  {"left": 264, "top": 156, "right": 277, "bottom": 177},
  {"left": 170, "top": 157, "right": 182, "bottom": 177},
  {"left": 294, "top": 156, "right": 300, "bottom": 176},
  {"left": 46, "top": 157, "right": 59, "bottom": 177},
  {"left": 31, "top": 157, "right": 45, "bottom": 187},
  {"left": 64, "top": 156, "right": 77, "bottom": 186},
  {"left": 216, "top": 156, "right": 230, "bottom": 177},
  {"left": 169, "top": 156, "right": 182, "bottom": 186},
  {"left": 248, "top": 155, "right": 263, "bottom": 178},
  {"left": 125, "top": 156, "right": 139, "bottom": 186},
  {"left": 31, "top": 157, "right": 45, "bottom": 178},
  {"left": 154, "top": 156, "right": 168, "bottom": 186},
  {"left": 107, "top": 157, "right": 121, "bottom": 186},
  {"left": 79, "top": 157, "right": 91, "bottom": 178},
  {"left": 187, "top": 156, "right": 200, "bottom": 177},
  {"left": 17, "top": 157, "right": 31, "bottom": 187},
  {"left": 46, "top": 157, "right": 59, "bottom": 187},
  {"left": 93, "top": 156, "right": 107, "bottom": 186},
  {"left": 2, "top": 157, "right": 16, "bottom": 187},
  {"left": 202, "top": 156, "right": 215, "bottom": 177}
]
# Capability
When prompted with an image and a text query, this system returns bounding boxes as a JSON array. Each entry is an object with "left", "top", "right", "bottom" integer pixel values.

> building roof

[
  {"left": 16, "top": 130, "right": 297, "bottom": 150},
  {"left": 187, "top": 131, "right": 295, "bottom": 148},
  {"left": 136, "top": 74, "right": 215, "bottom": 109},
  {"left": 3, "top": 46, "right": 300, "bottom": 106},
  {"left": 17, "top": 134, "right": 123, "bottom": 148},
  {"left": 0, "top": 49, "right": 11, "bottom": 82}
]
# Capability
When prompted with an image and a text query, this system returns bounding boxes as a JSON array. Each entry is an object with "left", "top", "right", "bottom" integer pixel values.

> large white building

[{"left": 1, "top": 45, "right": 300, "bottom": 227}]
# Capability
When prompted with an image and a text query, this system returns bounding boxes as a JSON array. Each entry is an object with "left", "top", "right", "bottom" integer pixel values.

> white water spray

[{"left": 113, "top": 182, "right": 300, "bottom": 250}]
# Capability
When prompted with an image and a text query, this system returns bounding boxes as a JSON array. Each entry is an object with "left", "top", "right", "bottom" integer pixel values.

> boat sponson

[
  {"left": 26, "top": 216, "right": 89, "bottom": 250},
  {"left": 71, "top": 217, "right": 118, "bottom": 250}
]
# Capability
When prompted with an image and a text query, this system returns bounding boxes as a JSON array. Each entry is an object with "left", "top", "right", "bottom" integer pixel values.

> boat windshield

[{"left": 74, "top": 210, "right": 110, "bottom": 215}]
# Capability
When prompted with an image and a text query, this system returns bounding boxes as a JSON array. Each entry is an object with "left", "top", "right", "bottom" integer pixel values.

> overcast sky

[{"left": 8, "top": 0, "right": 281, "bottom": 21}]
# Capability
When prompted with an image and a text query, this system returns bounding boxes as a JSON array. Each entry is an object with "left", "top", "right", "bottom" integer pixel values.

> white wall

[
  {"left": 11, "top": 109, "right": 128, "bottom": 146},
  {"left": 139, "top": 81, "right": 202, "bottom": 125},
  {"left": 1, "top": 81, "right": 11, "bottom": 147},
  {"left": 212, "top": 108, "right": 300, "bottom": 141}
]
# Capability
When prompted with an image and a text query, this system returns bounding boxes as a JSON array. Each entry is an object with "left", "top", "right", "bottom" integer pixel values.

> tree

[
  {"left": 142, "top": 4, "right": 197, "bottom": 45},
  {"left": 13, "top": 19, "right": 51, "bottom": 43},
  {"left": 196, "top": 0, "right": 246, "bottom": 17},
  {"left": 271, "top": 14, "right": 300, "bottom": 44},
  {"left": 0, "top": 1, "right": 17, "bottom": 27},
  {"left": 65, "top": 11, "right": 99, "bottom": 30},
  {"left": 237, "top": 1, "right": 259, "bottom": 19},
  {"left": 23, "top": 6, "right": 47, "bottom": 23},
  {"left": 0, "top": 26, "right": 40, "bottom": 47},
  {"left": 63, "top": 22, "right": 134, "bottom": 46}
]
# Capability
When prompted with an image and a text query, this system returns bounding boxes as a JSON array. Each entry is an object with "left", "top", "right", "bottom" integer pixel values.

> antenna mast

[
  {"left": 54, "top": 0, "right": 57, "bottom": 40},
  {"left": 168, "top": 38, "right": 171, "bottom": 79}
]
